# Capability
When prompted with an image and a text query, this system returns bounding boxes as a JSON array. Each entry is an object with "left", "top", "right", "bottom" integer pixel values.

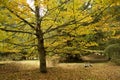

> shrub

[
  {"left": 59, "top": 53, "right": 83, "bottom": 63},
  {"left": 106, "top": 38, "right": 120, "bottom": 46},
  {"left": 104, "top": 44, "right": 120, "bottom": 65}
]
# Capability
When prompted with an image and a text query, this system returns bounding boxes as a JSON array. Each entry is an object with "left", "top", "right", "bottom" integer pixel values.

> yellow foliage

[{"left": 0, "top": 0, "right": 120, "bottom": 53}]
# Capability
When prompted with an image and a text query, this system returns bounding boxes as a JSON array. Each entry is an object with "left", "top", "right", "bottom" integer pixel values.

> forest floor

[{"left": 0, "top": 60, "right": 120, "bottom": 80}]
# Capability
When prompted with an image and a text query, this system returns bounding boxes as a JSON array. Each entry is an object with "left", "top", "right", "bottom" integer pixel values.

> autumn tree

[
  {"left": 0, "top": 0, "right": 48, "bottom": 73},
  {"left": 0, "top": 0, "right": 79, "bottom": 73},
  {"left": 0, "top": 0, "right": 120, "bottom": 73}
]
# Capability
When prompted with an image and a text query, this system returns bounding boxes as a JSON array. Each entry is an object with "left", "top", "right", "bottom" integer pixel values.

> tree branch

[
  {"left": 43, "top": 19, "right": 75, "bottom": 34},
  {"left": 43, "top": 14, "right": 90, "bottom": 34},
  {"left": 0, "top": 28, "right": 36, "bottom": 35},
  {"left": 5, "top": 7, "right": 35, "bottom": 30},
  {"left": 0, "top": 40, "right": 37, "bottom": 47}
]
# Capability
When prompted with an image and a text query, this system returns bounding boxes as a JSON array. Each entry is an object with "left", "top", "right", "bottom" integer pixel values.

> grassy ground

[{"left": 0, "top": 60, "right": 120, "bottom": 80}]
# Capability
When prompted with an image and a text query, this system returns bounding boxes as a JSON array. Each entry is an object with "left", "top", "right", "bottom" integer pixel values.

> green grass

[{"left": 0, "top": 60, "right": 120, "bottom": 80}]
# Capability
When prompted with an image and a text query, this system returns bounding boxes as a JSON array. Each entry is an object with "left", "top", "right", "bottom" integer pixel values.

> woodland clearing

[{"left": 0, "top": 60, "right": 120, "bottom": 80}]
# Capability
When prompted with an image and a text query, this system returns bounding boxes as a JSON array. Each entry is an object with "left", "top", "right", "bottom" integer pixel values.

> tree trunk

[
  {"left": 35, "top": 1, "right": 47, "bottom": 73},
  {"left": 36, "top": 30, "right": 47, "bottom": 73}
]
